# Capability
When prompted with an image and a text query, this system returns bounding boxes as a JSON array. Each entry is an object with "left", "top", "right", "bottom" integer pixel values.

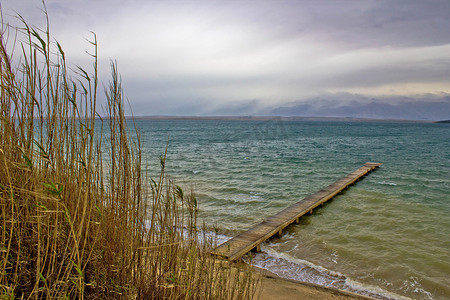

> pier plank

[{"left": 212, "top": 162, "right": 382, "bottom": 261}]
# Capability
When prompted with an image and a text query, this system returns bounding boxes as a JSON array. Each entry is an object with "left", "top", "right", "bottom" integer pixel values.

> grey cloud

[
  {"left": 8, "top": 0, "right": 450, "bottom": 49},
  {"left": 319, "top": 56, "right": 450, "bottom": 90},
  {"left": 203, "top": 99, "right": 261, "bottom": 116},
  {"left": 275, "top": 0, "right": 450, "bottom": 48},
  {"left": 129, "top": 97, "right": 208, "bottom": 116},
  {"left": 2, "top": 0, "right": 450, "bottom": 119}
]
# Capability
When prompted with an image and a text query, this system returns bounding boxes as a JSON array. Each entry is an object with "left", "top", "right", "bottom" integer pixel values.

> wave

[
  {"left": 248, "top": 246, "right": 412, "bottom": 300},
  {"left": 204, "top": 230, "right": 411, "bottom": 299},
  {"left": 378, "top": 181, "right": 398, "bottom": 186},
  {"left": 162, "top": 225, "right": 429, "bottom": 300}
]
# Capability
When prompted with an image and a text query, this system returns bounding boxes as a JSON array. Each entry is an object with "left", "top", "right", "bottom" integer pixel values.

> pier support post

[
  {"left": 277, "top": 229, "right": 283, "bottom": 238},
  {"left": 251, "top": 244, "right": 261, "bottom": 253}
]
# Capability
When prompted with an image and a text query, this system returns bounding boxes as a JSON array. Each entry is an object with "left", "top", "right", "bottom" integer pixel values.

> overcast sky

[{"left": 2, "top": 0, "right": 450, "bottom": 119}]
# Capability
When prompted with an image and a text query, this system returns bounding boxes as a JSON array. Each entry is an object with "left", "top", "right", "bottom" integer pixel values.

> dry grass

[{"left": 0, "top": 9, "right": 259, "bottom": 300}]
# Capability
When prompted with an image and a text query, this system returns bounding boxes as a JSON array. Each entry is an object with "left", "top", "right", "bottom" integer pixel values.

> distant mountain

[
  {"left": 436, "top": 120, "right": 450, "bottom": 123},
  {"left": 269, "top": 96, "right": 450, "bottom": 121}
]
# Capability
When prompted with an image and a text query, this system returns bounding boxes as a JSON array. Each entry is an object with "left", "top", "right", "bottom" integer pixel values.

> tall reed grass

[{"left": 0, "top": 10, "right": 259, "bottom": 299}]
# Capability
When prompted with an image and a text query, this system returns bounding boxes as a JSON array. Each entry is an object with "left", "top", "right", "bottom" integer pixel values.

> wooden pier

[{"left": 212, "top": 162, "right": 382, "bottom": 261}]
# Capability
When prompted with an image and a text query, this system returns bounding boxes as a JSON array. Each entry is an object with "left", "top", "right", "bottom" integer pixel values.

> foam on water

[
  {"left": 377, "top": 181, "right": 398, "bottom": 186},
  {"left": 199, "top": 230, "right": 404, "bottom": 299},
  {"left": 207, "top": 230, "right": 415, "bottom": 300},
  {"left": 250, "top": 246, "right": 413, "bottom": 300}
]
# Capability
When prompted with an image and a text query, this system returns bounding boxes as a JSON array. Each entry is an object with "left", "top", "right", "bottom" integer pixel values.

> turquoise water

[{"left": 137, "top": 119, "right": 449, "bottom": 300}]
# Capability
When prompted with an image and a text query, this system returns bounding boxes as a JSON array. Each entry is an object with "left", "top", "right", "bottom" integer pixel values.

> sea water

[{"left": 136, "top": 119, "right": 449, "bottom": 300}]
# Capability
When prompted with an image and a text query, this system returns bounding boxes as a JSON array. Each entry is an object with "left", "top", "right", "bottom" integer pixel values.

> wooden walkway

[{"left": 212, "top": 162, "right": 382, "bottom": 261}]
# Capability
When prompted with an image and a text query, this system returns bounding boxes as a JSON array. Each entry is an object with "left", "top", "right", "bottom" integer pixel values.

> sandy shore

[{"left": 255, "top": 266, "right": 375, "bottom": 300}]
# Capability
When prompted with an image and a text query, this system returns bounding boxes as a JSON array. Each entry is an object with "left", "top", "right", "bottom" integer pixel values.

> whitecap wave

[
  {"left": 401, "top": 276, "right": 433, "bottom": 300},
  {"left": 203, "top": 230, "right": 420, "bottom": 300},
  {"left": 249, "top": 246, "right": 412, "bottom": 300},
  {"left": 378, "top": 181, "right": 398, "bottom": 186}
]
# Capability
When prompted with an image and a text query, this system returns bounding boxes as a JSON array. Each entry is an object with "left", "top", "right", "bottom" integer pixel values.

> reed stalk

[{"left": 0, "top": 9, "right": 259, "bottom": 299}]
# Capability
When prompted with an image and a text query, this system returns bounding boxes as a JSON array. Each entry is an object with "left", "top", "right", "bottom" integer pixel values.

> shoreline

[
  {"left": 212, "top": 233, "right": 383, "bottom": 299},
  {"left": 254, "top": 265, "right": 377, "bottom": 300}
]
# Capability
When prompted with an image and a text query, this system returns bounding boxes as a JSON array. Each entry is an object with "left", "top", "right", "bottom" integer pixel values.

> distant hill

[
  {"left": 436, "top": 120, "right": 450, "bottom": 123},
  {"left": 270, "top": 98, "right": 450, "bottom": 121},
  {"left": 127, "top": 115, "right": 430, "bottom": 123}
]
